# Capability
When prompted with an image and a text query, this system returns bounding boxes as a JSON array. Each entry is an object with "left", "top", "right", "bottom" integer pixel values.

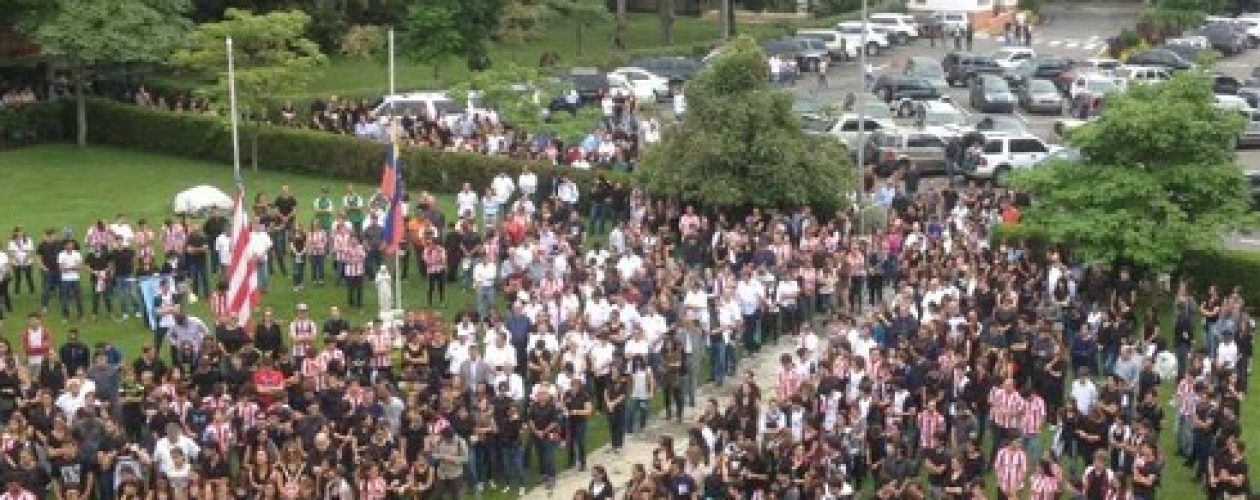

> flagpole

[
  {"left": 389, "top": 28, "right": 403, "bottom": 316},
  {"left": 227, "top": 37, "right": 242, "bottom": 185}
]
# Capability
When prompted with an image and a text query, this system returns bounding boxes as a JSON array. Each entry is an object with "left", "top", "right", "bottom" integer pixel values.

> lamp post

[{"left": 855, "top": 0, "right": 869, "bottom": 235}]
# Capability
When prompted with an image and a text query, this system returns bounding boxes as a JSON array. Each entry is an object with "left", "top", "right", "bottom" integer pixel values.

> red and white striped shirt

[
  {"left": 990, "top": 386, "right": 1024, "bottom": 429},
  {"left": 777, "top": 366, "right": 802, "bottom": 401},
  {"left": 1175, "top": 377, "right": 1197, "bottom": 417},
  {"left": 0, "top": 488, "right": 37, "bottom": 500},
  {"left": 308, "top": 229, "right": 328, "bottom": 256},
  {"left": 234, "top": 400, "right": 262, "bottom": 430},
  {"left": 302, "top": 356, "right": 327, "bottom": 391},
  {"left": 200, "top": 395, "right": 233, "bottom": 414},
  {"left": 1030, "top": 467, "right": 1061, "bottom": 500},
  {"left": 290, "top": 319, "right": 317, "bottom": 358},
  {"left": 333, "top": 231, "right": 353, "bottom": 262},
  {"left": 162, "top": 224, "right": 187, "bottom": 254},
  {"left": 1021, "top": 394, "right": 1047, "bottom": 436},
  {"left": 918, "top": 407, "right": 945, "bottom": 449},
  {"left": 318, "top": 347, "right": 346, "bottom": 371},
  {"left": 86, "top": 226, "right": 111, "bottom": 249},
  {"left": 135, "top": 228, "right": 155, "bottom": 259},
  {"left": 343, "top": 243, "right": 366, "bottom": 277},
  {"left": 358, "top": 477, "right": 387, "bottom": 500},
  {"left": 203, "top": 421, "right": 235, "bottom": 450},
  {"left": 344, "top": 386, "right": 367, "bottom": 408},
  {"left": 370, "top": 329, "right": 393, "bottom": 368},
  {"left": 168, "top": 398, "right": 193, "bottom": 421},
  {"left": 994, "top": 445, "right": 1028, "bottom": 494},
  {"left": 423, "top": 245, "right": 446, "bottom": 274}
]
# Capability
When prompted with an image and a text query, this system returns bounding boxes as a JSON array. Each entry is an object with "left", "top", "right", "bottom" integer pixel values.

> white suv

[
  {"left": 968, "top": 133, "right": 1061, "bottom": 181},
  {"left": 837, "top": 21, "right": 892, "bottom": 54},
  {"left": 869, "top": 13, "right": 919, "bottom": 42}
]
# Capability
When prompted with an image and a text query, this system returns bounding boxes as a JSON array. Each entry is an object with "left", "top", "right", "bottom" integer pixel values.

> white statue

[{"left": 374, "top": 265, "right": 393, "bottom": 316}]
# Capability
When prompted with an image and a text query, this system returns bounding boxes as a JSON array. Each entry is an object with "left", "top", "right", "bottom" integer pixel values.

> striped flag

[
  {"left": 380, "top": 142, "right": 406, "bottom": 254},
  {"left": 226, "top": 185, "right": 259, "bottom": 325}
]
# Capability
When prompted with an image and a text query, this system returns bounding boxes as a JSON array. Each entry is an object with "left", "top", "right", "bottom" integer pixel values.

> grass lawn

[{"left": 2, "top": 144, "right": 1250, "bottom": 498}]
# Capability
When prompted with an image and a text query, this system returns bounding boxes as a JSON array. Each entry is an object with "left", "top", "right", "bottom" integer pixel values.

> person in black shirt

[
  {"left": 184, "top": 226, "right": 210, "bottom": 299},
  {"left": 253, "top": 310, "right": 285, "bottom": 358},
  {"left": 110, "top": 237, "right": 139, "bottom": 320},
  {"left": 86, "top": 247, "right": 113, "bottom": 319},
  {"left": 529, "top": 391, "right": 561, "bottom": 488},
  {"left": 322, "top": 306, "right": 351, "bottom": 348},
  {"left": 50, "top": 439, "right": 94, "bottom": 500},
  {"left": 498, "top": 403, "right": 525, "bottom": 494},
  {"left": 202, "top": 208, "right": 228, "bottom": 272},
  {"left": 565, "top": 379, "right": 594, "bottom": 472},
  {"left": 604, "top": 373, "right": 628, "bottom": 453},
  {"left": 59, "top": 329, "right": 91, "bottom": 377},
  {"left": 215, "top": 315, "right": 248, "bottom": 354},
  {"left": 37, "top": 228, "right": 62, "bottom": 312}
]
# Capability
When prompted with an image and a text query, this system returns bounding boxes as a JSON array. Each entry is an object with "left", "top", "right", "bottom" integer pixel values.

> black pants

[
  {"left": 92, "top": 289, "right": 112, "bottom": 315},
  {"left": 663, "top": 383, "right": 683, "bottom": 421},
  {"left": 0, "top": 278, "right": 10, "bottom": 314},
  {"left": 867, "top": 274, "right": 884, "bottom": 306},
  {"left": 12, "top": 266, "right": 33, "bottom": 294},
  {"left": 346, "top": 275, "right": 364, "bottom": 307},
  {"left": 427, "top": 271, "right": 445, "bottom": 305}
]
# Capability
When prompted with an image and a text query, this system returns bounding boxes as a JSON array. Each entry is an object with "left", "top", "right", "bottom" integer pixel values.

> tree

[
  {"left": 172, "top": 8, "right": 327, "bottom": 168},
  {"left": 498, "top": 0, "right": 550, "bottom": 60},
  {"left": 451, "top": 63, "right": 556, "bottom": 131},
  {"left": 614, "top": 0, "right": 628, "bottom": 50},
  {"left": 1007, "top": 73, "right": 1255, "bottom": 272},
  {"left": 397, "top": 0, "right": 506, "bottom": 74},
  {"left": 545, "top": 0, "right": 613, "bottom": 57},
  {"left": 25, "top": 0, "right": 190, "bottom": 146},
  {"left": 638, "top": 36, "right": 856, "bottom": 212}
]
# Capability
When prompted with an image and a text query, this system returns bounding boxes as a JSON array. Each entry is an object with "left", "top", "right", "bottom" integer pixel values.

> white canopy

[{"left": 172, "top": 185, "right": 233, "bottom": 216}]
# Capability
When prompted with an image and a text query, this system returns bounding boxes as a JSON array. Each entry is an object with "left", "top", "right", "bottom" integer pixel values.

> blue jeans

[
  {"left": 310, "top": 255, "right": 326, "bottom": 283},
  {"left": 477, "top": 285, "right": 496, "bottom": 320},
  {"left": 498, "top": 444, "right": 523, "bottom": 487},
  {"left": 269, "top": 231, "right": 287, "bottom": 275},
  {"left": 626, "top": 397, "right": 650, "bottom": 433},
  {"left": 40, "top": 271, "right": 59, "bottom": 309},
  {"left": 709, "top": 344, "right": 727, "bottom": 386},
  {"left": 186, "top": 259, "right": 209, "bottom": 298},
  {"left": 468, "top": 441, "right": 490, "bottom": 486},
  {"left": 59, "top": 280, "right": 83, "bottom": 320},
  {"left": 566, "top": 420, "right": 588, "bottom": 469},
  {"left": 115, "top": 277, "right": 139, "bottom": 316},
  {"left": 588, "top": 202, "right": 607, "bottom": 235},
  {"left": 1176, "top": 413, "right": 1194, "bottom": 456},
  {"left": 535, "top": 439, "right": 557, "bottom": 481},
  {"left": 257, "top": 259, "right": 270, "bottom": 292}
]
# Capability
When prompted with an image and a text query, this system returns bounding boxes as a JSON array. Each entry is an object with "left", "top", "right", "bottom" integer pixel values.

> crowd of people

[{"left": 0, "top": 157, "right": 1251, "bottom": 500}]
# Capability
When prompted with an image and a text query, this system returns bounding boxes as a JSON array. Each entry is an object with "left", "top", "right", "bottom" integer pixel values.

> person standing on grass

[
  {"left": 314, "top": 187, "right": 335, "bottom": 234},
  {"left": 344, "top": 185, "right": 365, "bottom": 234},
  {"left": 261, "top": 205, "right": 287, "bottom": 278},
  {"left": 289, "top": 226, "right": 307, "bottom": 292},
  {"left": 307, "top": 221, "right": 328, "bottom": 287},
  {"left": 184, "top": 225, "right": 210, "bottom": 299},
  {"left": 994, "top": 437, "right": 1028, "bottom": 499},
  {"left": 0, "top": 242, "right": 9, "bottom": 319},
  {"left": 7, "top": 227, "right": 34, "bottom": 296},
  {"left": 249, "top": 219, "right": 272, "bottom": 294},
  {"left": 37, "top": 228, "right": 62, "bottom": 313},
  {"left": 343, "top": 236, "right": 367, "bottom": 309},
  {"left": 423, "top": 238, "right": 447, "bottom": 306},
  {"left": 86, "top": 245, "right": 112, "bottom": 320},
  {"left": 57, "top": 239, "right": 84, "bottom": 322},
  {"left": 201, "top": 208, "right": 226, "bottom": 273}
]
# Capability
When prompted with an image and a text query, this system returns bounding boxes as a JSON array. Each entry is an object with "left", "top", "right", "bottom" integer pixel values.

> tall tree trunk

[
  {"left": 74, "top": 66, "right": 86, "bottom": 147},
  {"left": 659, "top": 0, "right": 675, "bottom": 45},
  {"left": 615, "top": 0, "right": 628, "bottom": 51},
  {"left": 577, "top": 22, "right": 584, "bottom": 56}
]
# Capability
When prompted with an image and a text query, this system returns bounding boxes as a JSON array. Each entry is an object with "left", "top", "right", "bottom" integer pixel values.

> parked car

[
  {"left": 965, "top": 133, "right": 1061, "bottom": 182},
  {"left": 1007, "top": 56, "right": 1074, "bottom": 90},
  {"left": 569, "top": 68, "right": 610, "bottom": 104},
  {"left": 785, "top": 37, "right": 832, "bottom": 72},
  {"left": 796, "top": 29, "right": 858, "bottom": 60},
  {"left": 1160, "top": 43, "right": 1222, "bottom": 65},
  {"left": 871, "top": 75, "right": 944, "bottom": 116},
  {"left": 866, "top": 129, "right": 950, "bottom": 176},
  {"left": 913, "top": 99, "right": 969, "bottom": 139},
  {"left": 971, "top": 115, "right": 1028, "bottom": 135},
  {"left": 869, "top": 13, "right": 920, "bottom": 43},
  {"left": 801, "top": 112, "right": 896, "bottom": 150},
  {"left": 1235, "top": 14, "right": 1260, "bottom": 44},
  {"left": 1126, "top": 48, "right": 1195, "bottom": 71},
  {"left": 836, "top": 22, "right": 890, "bottom": 54},
  {"left": 1018, "top": 78, "right": 1064, "bottom": 114},
  {"left": 933, "top": 11, "right": 969, "bottom": 32},
  {"left": 943, "top": 52, "right": 1004, "bottom": 87},
  {"left": 969, "top": 74, "right": 1016, "bottom": 113},
  {"left": 1069, "top": 73, "right": 1122, "bottom": 100},
  {"left": 1199, "top": 21, "right": 1251, "bottom": 54},
  {"left": 606, "top": 67, "right": 671, "bottom": 101},
  {"left": 373, "top": 91, "right": 483, "bottom": 128},
  {"left": 1115, "top": 65, "right": 1170, "bottom": 89},
  {"left": 1236, "top": 108, "right": 1260, "bottom": 148},
  {"left": 992, "top": 47, "right": 1037, "bottom": 71},
  {"left": 631, "top": 56, "right": 702, "bottom": 83},
  {"left": 1215, "top": 73, "right": 1244, "bottom": 94},
  {"left": 904, "top": 56, "right": 949, "bottom": 91}
]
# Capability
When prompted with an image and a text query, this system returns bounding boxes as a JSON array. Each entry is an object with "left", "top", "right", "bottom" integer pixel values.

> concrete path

[{"left": 521, "top": 338, "right": 801, "bottom": 499}]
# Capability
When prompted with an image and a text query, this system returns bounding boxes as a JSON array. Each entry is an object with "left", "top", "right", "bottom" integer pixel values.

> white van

[{"left": 371, "top": 91, "right": 487, "bottom": 128}]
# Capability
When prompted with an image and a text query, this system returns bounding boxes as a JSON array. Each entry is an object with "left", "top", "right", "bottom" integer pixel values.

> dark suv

[
  {"left": 943, "top": 52, "right": 1003, "bottom": 87},
  {"left": 871, "top": 75, "right": 943, "bottom": 116}
]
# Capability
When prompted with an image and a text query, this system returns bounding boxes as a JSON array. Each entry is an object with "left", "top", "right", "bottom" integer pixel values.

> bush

[
  {"left": 0, "top": 102, "right": 70, "bottom": 149},
  {"left": 75, "top": 98, "right": 628, "bottom": 202}
]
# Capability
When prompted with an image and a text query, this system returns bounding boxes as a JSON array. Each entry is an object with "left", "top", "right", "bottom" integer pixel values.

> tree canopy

[
  {"left": 26, "top": 0, "right": 192, "bottom": 145},
  {"left": 397, "top": 0, "right": 506, "bottom": 73},
  {"left": 1007, "top": 73, "right": 1255, "bottom": 272},
  {"left": 637, "top": 36, "right": 856, "bottom": 213},
  {"left": 172, "top": 8, "right": 327, "bottom": 117}
]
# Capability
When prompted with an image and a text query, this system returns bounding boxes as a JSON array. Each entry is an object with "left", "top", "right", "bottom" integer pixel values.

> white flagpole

[
  {"left": 227, "top": 37, "right": 242, "bottom": 184},
  {"left": 389, "top": 29, "right": 403, "bottom": 315}
]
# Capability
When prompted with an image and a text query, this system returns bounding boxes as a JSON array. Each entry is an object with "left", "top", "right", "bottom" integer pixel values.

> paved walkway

[{"left": 521, "top": 338, "right": 801, "bottom": 499}]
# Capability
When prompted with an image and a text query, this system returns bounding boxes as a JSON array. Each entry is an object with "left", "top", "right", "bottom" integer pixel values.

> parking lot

[{"left": 778, "top": 2, "right": 1260, "bottom": 248}]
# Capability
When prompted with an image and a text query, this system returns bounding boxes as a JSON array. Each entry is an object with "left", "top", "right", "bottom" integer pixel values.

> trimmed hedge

[
  {"left": 0, "top": 102, "right": 70, "bottom": 149},
  {"left": 991, "top": 223, "right": 1260, "bottom": 307},
  {"left": 77, "top": 98, "right": 629, "bottom": 197}
]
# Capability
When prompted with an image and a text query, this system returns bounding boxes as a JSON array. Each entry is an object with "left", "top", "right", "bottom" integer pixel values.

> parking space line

[
  {"left": 1065, "top": 42, "right": 1079, "bottom": 48},
  {"left": 1047, "top": 40, "right": 1063, "bottom": 47}
]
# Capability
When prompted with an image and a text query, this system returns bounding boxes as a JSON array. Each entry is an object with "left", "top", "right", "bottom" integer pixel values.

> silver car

[{"left": 1019, "top": 78, "right": 1065, "bottom": 114}]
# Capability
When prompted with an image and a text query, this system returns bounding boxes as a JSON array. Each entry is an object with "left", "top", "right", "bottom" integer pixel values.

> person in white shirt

[
  {"left": 455, "top": 183, "right": 479, "bottom": 220},
  {"left": 6, "top": 229, "right": 35, "bottom": 296},
  {"left": 249, "top": 221, "right": 272, "bottom": 293},
  {"left": 485, "top": 333, "right": 518, "bottom": 371},
  {"left": 518, "top": 168, "right": 538, "bottom": 203},
  {"left": 1071, "top": 371, "right": 1099, "bottom": 415},
  {"left": 55, "top": 378, "right": 86, "bottom": 420},
  {"left": 108, "top": 214, "right": 135, "bottom": 245},
  {"left": 56, "top": 240, "right": 84, "bottom": 321},
  {"left": 213, "top": 231, "right": 232, "bottom": 275},
  {"left": 493, "top": 365, "right": 526, "bottom": 402},
  {"left": 0, "top": 248, "right": 9, "bottom": 312},
  {"left": 1217, "top": 333, "right": 1240, "bottom": 371},
  {"left": 556, "top": 178, "right": 580, "bottom": 208},
  {"left": 473, "top": 259, "right": 497, "bottom": 320},
  {"left": 152, "top": 423, "right": 201, "bottom": 477},
  {"left": 736, "top": 273, "right": 766, "bottom": 354},
  {"left": 491, "top": 173, "right": 515, "bottom": 207}
]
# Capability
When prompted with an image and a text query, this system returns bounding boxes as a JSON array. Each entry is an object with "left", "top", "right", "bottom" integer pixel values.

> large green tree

[
  {"left": 172, "top": 9, "right": 326, "bottom": 168},
  {"left": 638, "top": 36, "right": 856, "bottom": 212},
  {"left": 397, "top": 0, "right": 506, "bottom": 74},
  {"left": 545, "top": 0, "right": 613, "bottom": 57},
  {"left": 1007, "top": 73, "right": 1254, "bottom": 272},
  {"left": 24, "top": 0, "right": 191, "bottom": 146}
]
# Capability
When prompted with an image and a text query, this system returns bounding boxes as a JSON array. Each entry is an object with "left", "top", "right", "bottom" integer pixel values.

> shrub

[
  {"left": 340, "top": 25, "right": 387, "bottom": 60},
  {"left": 0, "top": 102, "right": 70, "bottom": 149},
  {"left": 74, "top": 98, "right": 629, "bottom": 202}
]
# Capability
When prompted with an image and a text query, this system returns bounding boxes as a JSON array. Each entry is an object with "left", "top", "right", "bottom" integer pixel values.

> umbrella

[{"left": 172, "top": 185, "right": 233, "bottom": 216}]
